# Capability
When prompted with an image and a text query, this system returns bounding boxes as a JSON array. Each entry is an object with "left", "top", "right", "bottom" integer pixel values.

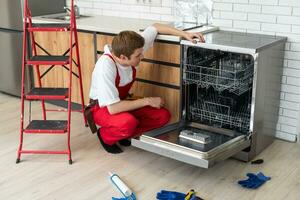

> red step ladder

[{"left": 16, "top": 0, "right": 87, "bottom": 164}]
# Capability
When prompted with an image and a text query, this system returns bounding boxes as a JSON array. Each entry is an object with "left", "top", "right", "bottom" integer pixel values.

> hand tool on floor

[
  {"left": 185, "top": 189, "right": 204, "bottom": 200},
  {"left": 109, "top": 172, "right": 136, "bottom": 200}
]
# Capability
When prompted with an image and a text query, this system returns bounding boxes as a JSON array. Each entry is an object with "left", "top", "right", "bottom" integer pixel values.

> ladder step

[
  {"left": 19, "top": 150, "right": 69, "bottom": 154},
  {"left": 27, "top": 55, "right": 70, "bottom": 65},
  {"left": 28, "top": 23, "right": 70, "bottom": 32},
  {"left": 26, "top": 88, "right": 69, "bottom": 100},
  {"left": 24, "top": 120, "right": 68, "bottom": 134}
]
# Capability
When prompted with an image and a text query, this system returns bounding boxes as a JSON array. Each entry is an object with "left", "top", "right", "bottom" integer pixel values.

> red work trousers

[{"left": 91, "top": 105, "right": 171, "bottom": 145}]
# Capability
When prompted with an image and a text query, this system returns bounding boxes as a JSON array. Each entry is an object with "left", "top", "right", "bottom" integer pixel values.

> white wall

[
  {"left": 70, "top": 0, "right": 174, "bottom": 21},
  {"left": 73, "top": 0, "right": 300, "bottom": 142},
  {"left": 212, "top": 0, "right": 300, "bottom": 142}
]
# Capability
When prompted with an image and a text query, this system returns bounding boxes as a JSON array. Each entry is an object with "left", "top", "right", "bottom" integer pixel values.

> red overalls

[{"left": 91, "top": 54, "right": 171, "bottom": 145}]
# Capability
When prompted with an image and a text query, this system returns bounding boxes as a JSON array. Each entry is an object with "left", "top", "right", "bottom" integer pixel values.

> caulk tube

[{"left": 109, "top": 172, "right": 136, "bottom": 199}]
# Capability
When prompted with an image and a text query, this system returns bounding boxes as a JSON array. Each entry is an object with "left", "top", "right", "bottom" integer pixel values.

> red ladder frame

[{"left": 16, "top": 0, "right": 87, "bottom": 164}]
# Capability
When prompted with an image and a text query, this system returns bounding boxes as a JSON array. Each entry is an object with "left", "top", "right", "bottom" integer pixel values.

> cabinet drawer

[
  {"left": 96, "top": 34, "right": 114, "bottom": 52},
  {"left": 131, "top": 82, "right": 180, "bottom": 123},
  {"left": 137, "top": 62, "right": 180, "bottom": 86},
  {"left": 144, "top": 42, "right": 180, "bottom": 64}
]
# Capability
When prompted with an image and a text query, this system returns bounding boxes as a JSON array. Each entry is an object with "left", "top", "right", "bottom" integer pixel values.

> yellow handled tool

[{"left": 185, "top": 189, "right": 195, "bottom": 200}]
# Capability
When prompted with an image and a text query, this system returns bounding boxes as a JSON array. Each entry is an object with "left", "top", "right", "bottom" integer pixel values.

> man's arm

[
  {"left": 152, "top": 23, "right": 205, "bottom": 43},
  {"left": 107, "top": 97, "right": 163, "bottom": 115}
]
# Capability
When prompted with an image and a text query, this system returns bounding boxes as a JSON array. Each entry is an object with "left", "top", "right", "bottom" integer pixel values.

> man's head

[{"left": 111, "top": 31, "right": 145, "bottom": 66}]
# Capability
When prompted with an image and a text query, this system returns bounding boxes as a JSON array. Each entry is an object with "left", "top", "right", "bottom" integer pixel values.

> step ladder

[{"left": 16, "top": 0, "right": 87, "bottom": 164}]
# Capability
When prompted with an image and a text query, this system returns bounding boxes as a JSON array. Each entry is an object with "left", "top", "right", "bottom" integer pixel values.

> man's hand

[
  {"left": 145, "top": 97, "right": 164, "bottom": 108},
  {"left": 183, "top": 32, "right": 205, "bottom": 43}
]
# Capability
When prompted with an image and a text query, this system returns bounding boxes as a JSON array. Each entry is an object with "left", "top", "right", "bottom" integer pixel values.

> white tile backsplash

[
  {"left": 248, "top": 13, "right": 277, "bottom": 23},
  {"left": 262, "top": 5, "right": 292, "bottom": 15},
  {"left": 278, "top": 16, "right": 300, "bottom": 25},
  {"left": 220, "top": 11, "right": 247, "bottom": 20},
  {"left": 249, "top": 0, "right": 278, "bottom": 6},
  {"left": 293, "top": 7, "right": 300, "bottom": 16},
  {"left": 214, "top": 2, "right": 233, "bottom": 11},
  {"left": 233, "top": 20, "right": 261, "bottom": 30},
  {"left": 279, "top": 0, "right": 300, "bottom": 7},
  {"left": 234, "top": 4, "right": 261, "bottom": 13},
  {"left": 261, "top": 23, "right": 291, "bottom": 33}
]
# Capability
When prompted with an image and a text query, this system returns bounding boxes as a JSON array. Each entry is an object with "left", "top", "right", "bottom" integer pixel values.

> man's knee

[
  {"left": 159, "top": 108, "right": 171, "bottom": 125},
  {"left": 118, "top": 115, "right": 139, "bottom": 136}
]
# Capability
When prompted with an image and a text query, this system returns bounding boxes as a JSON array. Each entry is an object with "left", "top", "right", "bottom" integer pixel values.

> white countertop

[{"left": 32, "top": 14, "right": 218, "bottom": 42}]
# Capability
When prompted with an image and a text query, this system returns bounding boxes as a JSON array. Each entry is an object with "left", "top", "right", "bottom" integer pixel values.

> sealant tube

[{"left": 109, "top": 172, "right": 136, "bottom": 200}]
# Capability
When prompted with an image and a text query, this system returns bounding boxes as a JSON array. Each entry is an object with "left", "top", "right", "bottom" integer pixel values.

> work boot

[
  {"left": 118, "top": 139, "right": 131, "bottom": 147},
  {"left": 97, "top": 129, "right": 123, "bottom": 154}
]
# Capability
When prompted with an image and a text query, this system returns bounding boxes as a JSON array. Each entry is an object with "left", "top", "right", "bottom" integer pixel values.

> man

[{"left": 89, "top": 23, "right": 205, "bottom": 154}]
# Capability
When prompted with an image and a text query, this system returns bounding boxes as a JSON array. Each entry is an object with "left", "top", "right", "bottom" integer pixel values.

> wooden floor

[{"left": 0, "top": 93, "right": 300, "bottom": 200}]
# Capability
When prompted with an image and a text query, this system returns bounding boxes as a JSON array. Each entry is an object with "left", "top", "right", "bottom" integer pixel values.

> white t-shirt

[{"left": 89, "top": 26, "right": 158, "bottom": 107}]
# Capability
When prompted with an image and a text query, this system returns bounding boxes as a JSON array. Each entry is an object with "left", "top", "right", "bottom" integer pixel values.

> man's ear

[{"left": 119, "top": 54, "right": 129, "bottom": 61}]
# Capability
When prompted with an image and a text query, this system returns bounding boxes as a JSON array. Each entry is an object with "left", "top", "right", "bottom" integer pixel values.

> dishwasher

[{"left": 132, "top": 31, "right": 287, "bottom": 168}]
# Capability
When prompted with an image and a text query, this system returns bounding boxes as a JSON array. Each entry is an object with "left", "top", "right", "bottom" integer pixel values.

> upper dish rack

[{"left": 183, "top": 50, "right": 254, "bottom": 95}]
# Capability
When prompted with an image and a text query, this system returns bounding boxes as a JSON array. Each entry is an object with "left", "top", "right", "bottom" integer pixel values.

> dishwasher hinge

[{"left": 246, "top": 131, "right": 253, "bottom": 140}]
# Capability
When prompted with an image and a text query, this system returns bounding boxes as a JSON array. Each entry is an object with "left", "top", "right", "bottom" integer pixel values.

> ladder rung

[
  {"left": 27, "top": 55, "right": 70, "bottom": 65},
  {"left": 28, "top": 23, "right": 70, "bottom": 32},
  {"left": 26, "top": 88, "right": 69, "bottom": 100},
  {"left": 19, "top": 150, "right": 69, "bottom": 154},
  {"left": 24, "top": 120, "right": 68, "bottom": 134}
]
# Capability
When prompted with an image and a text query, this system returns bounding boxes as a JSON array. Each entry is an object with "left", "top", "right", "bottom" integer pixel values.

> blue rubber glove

[
  {"left": 238, "top": 172, "right": 271, "bottom": 189},
  {"left": 156, "top": 190, "right": 186, "bottom": 200}
]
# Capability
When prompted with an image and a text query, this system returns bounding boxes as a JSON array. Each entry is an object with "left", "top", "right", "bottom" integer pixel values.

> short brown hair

[{"left": 111, "top": 31, "right": 145, "bottom": 58}]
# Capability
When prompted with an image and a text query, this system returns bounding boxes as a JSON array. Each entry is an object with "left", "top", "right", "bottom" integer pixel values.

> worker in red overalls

[{"left": 89, "top": 23, "right": 205, "bottom": 153}]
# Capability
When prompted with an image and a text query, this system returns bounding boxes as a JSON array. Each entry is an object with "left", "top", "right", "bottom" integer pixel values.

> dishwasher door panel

[{"left": 132, "top": 123, "right": 250, "bottom": 168}]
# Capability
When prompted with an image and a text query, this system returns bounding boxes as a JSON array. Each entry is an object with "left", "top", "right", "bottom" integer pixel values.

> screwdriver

[{"left": 185, "top": 189, "right": 204, "bottom": 200}]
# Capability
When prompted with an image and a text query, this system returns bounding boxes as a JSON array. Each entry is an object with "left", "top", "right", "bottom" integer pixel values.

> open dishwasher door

[{"left": 132, "top": 122, "right": 250, "bottom": 168}]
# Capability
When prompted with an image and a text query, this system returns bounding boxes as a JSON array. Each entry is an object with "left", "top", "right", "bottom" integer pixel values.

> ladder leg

[
  {"left": 67, "top": 15, "right": 75, "bottom": 164},
  {"left": 17, "top": 4, "right": 29, "bottom": 163},
  {"left": 68, "top": 128, "right": 72, "bottom": 165},
  {"left": 73, "top": 25, "right": 87, "bottom": 126}
]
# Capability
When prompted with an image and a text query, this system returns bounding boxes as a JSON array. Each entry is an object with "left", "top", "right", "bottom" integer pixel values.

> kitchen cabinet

[{"left": 33, "top": 31, "right": 95, "bottom": 104}]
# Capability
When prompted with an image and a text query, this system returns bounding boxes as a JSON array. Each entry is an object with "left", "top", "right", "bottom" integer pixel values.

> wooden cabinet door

[
  {"left": 33, "top": 31, "right": 95, "bottom": 105},
  {"left": 131, "top": 82, "right": 180, "bottom": 123},
  {"left": 96, "top": 34, "right": 114, "bottom": 53},
  {"left": 77, "top": 32, "right": 96, "bottom": 105},
  {"left": 143, "top": 41, "right": 180, "bottom": 64},
  {"left": 137, "top": 62, "right": 180, "bottom": 87}
]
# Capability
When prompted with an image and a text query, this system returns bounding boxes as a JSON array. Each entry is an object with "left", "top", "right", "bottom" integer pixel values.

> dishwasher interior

[
  {"left": 132, "top": 31, "right": 286, "bottom": 168},
  {"left": 184, "top": 48, "right": 253, "bottom": 134},
  {"left": 157, "top": 48, "right": 254, "bottom": 149}
]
